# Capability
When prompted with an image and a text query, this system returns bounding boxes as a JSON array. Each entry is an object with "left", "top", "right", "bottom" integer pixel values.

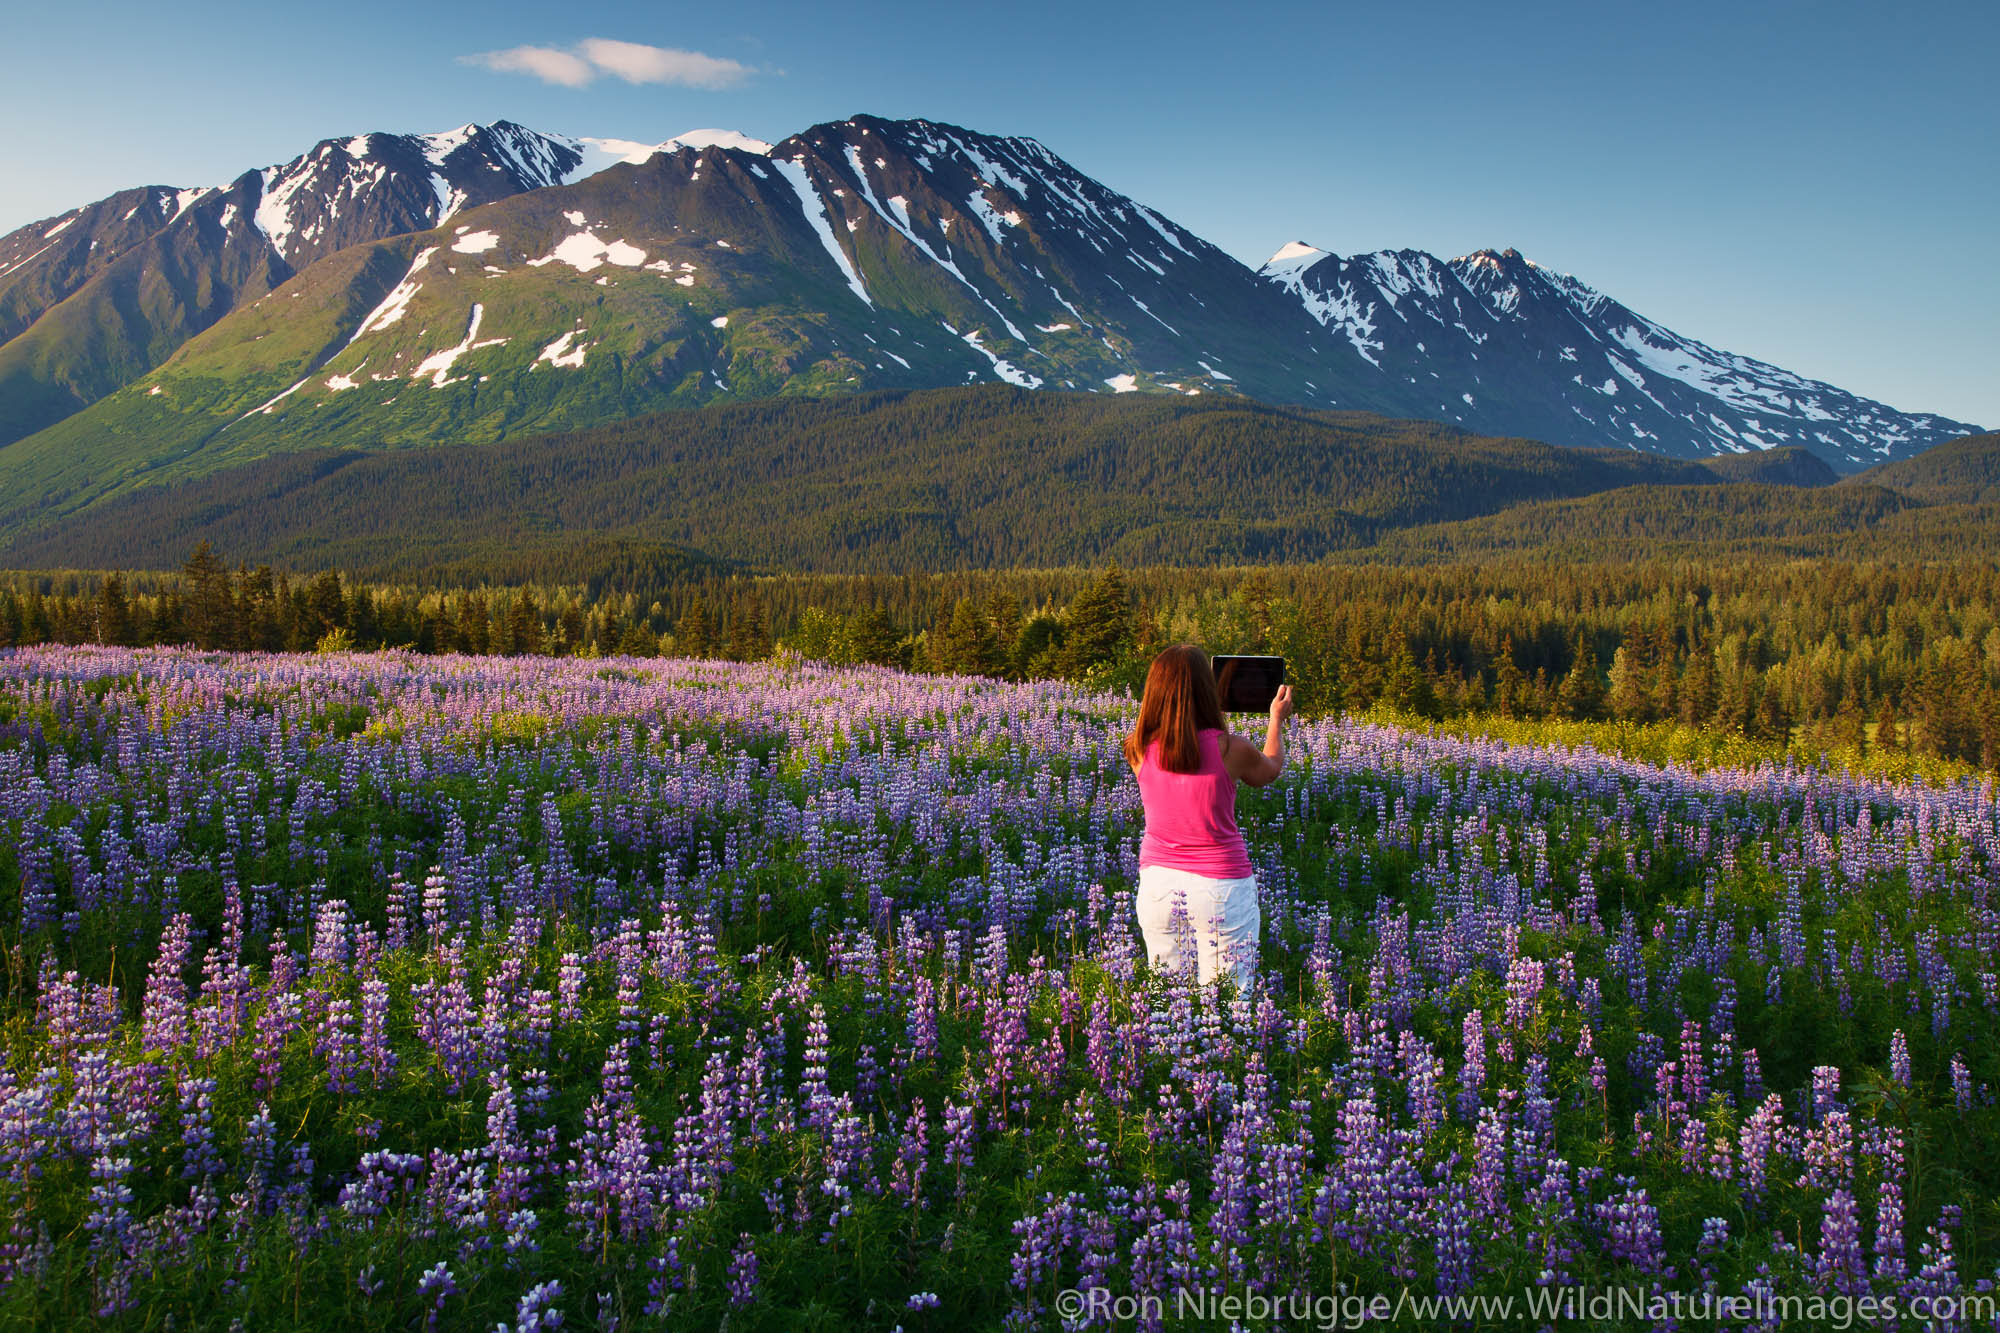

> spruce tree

[
  {"left": 932, "top": 597, "right": 1004, "bottom": 676},
  {"left": 1555, "top": 637, "right": 1605, "bottom": 721},
  {"left": 1752, "top": 682, "right": 1791, "bottom": 744},
  {"left": 1831, "top": 692, "right": 1869, "bottom": 753},
  {"left": 1495, "top": 638, "right": 1525, "bottom": 719},
  {"left": 96, "top": 575, "right": 133, "bottom": 647},
  {"left": 849, "top": 605, "right": 899, "bottom": 666},
  {"left": 725, "top": 591, "right": 772, "bottom": 662},
  {"left": 557, "top": 603, "right": 586, "bottom": 656},
  {"left": 1679, "top": 650, "right": 1719, "bottom": 727},
  {"left": 507, "top": 591, "right": 543, "bottom": 656},
  {"left": 1875, "top": 695, "right": 1903, "bottom": 751},
  {"left": 1606, "top": 645, "right": 1652, "bottom": 723},
  {"left": 458, "top": 594, "right": 491, "bottom": 656},
  {"left": 1058, "top": 566, "right": 1130, "bottom": 677},
  {"left": 618, "top": 620, "right": 661, "bottom": 657},
  {"left": 675, "top": 597, "right": 716, "bottom": 658},
  {"left": 182, "top": 541, "right": 236, "bottom": 650},
  {"left": 306, "top": 572, "right": 347, "bottom": 644},
  {"left": 985, "top": 592, "right": 1023, "bottom": 677}
]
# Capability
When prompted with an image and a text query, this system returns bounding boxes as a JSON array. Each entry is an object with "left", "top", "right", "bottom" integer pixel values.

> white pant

[{"left": 1135, "top": 864, "right": 1261, "bottom": 992}]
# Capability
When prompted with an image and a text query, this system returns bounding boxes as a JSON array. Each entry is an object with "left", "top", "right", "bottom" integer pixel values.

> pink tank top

[{"left": 1136, "top": 727, "right": 1252, "bottom": 878}]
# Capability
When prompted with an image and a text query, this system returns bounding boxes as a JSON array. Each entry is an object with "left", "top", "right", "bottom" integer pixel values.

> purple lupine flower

[
  {"left": 890, "top": 1098, "right": 930, "bottom": 1205},
  {"left": 360, "top": 977, "right": 397, "bottom": 1086},
  {"left": 177, "top": 1077, "right": 222, "bottom": 1181},
  {"left": 1679, "top": 1019, "right": 1708, "bottom": 1107},
  {"left": 1815, "top": 1187, "right": 1868, "bottom": 1296},
  {"left": 1458, "top": 1010, "right": 1486, "bottom": 1121},
  {"left": 140, "top": 913, "right": 195, "bottom": 1054},
  {"left": 505, "top": 1280, "right": 565, "bottom": 1332},
  {"left": 726, "top": 1234, "right": 758, "bottom": 1307},
  {"left": 1401, "top": 1030, "right": 1443, "bottom": 1134},
  {"left": 84, "top": 1153, "right": 137, "bottom": 1314},
  {"left": 1593, "top": 1177, "right": 1666, "bottom": 1275},
  {"left": 1811, "top": 1065, "right": 1842, "bottom": 1123},
  {"left": 1869, "top": 1127, "right": 1907, "bottom": 1287},
  {"left": 1888, "top": 1029, "right": 1911, "bottom": 1086},
  {"left": 942, "top": 1100, "right": 977, "bottom": 1199}
]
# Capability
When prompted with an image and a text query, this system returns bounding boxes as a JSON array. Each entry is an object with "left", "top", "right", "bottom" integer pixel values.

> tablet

[{"left": 1211, "top": 655, "right": 1285, "bottom": 713}]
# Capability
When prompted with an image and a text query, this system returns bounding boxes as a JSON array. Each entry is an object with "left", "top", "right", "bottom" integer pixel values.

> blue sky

[{"left": 4, "top": 0, "right": 1994, "bottom": 425}]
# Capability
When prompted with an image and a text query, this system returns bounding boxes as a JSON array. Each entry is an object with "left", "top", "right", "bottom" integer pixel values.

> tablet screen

[{"left": 1211, "top": 655, "right": 1285, "bottom": 713}]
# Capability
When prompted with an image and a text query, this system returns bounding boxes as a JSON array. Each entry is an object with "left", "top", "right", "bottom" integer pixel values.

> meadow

[{"left": 0, "top": 644, "right": 1995, "bottom": 1329}]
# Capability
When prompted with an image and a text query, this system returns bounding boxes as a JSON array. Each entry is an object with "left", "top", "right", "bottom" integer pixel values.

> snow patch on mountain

[
  {"left": 536, "top": 329, "right": 589, "bottom": 369},
  {"left": 771, "top": 156, "right": 872, "bottom": 308},
  {"left": 960, "top": 327, "right": 1042, "bottom": 388},
  {"left": 965, "top": 189, "right": 1024, "bottom": 245},
  {"left": 348, "top": 246, "right": 437, "bottom": 343},
  {"left": 414, "top": 303, "right": 508, "bottom": 387},
  {"left": 527, "top": 232, "right": 647, "bottom": 273}
]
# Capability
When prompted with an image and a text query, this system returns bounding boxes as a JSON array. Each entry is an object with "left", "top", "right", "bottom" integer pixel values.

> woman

[{"left": 1123, "top": 644, "right": 1293, "bottom": 991}]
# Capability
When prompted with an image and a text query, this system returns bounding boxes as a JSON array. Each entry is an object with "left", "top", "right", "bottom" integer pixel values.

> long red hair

[{"left": 1124, "top": 644, "right": 1225, "bottom": 774}]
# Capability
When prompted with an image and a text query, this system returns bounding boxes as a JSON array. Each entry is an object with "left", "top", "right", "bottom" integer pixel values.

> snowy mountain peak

[
  {"left": 1263, "top": 241, "right": 1327, "bottom": 270},
  {"left": 1258, "top": 239, "right": 1976, "bottom": 466},
  {"left": 660, "top": 129, "right": 774, "bottom": 156},
  {"left": 232, "top": 120, "right": 589, "bottom": 261},
  {"left": 561, "top": 129, "right": 774, "bottom": 182}
]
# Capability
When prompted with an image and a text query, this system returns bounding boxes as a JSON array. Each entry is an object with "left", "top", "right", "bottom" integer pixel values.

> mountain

[
  {"left": 0, "top": 121, "right": 609, "bottom": 446},
  {"left": 1, "top": 386, "right": 1733, "bottom": 576},
  {"left": 1256, "top": 244, "right": 1976, "bottom": 471},
  {"left": 0, "top": 115, "right": 1349, "bottom": 524},
  {"left": 0, "top": 114, "right": 1980, "bottom": 534},
  {"left": 1845, "top": 432, "right": 2000, "bottom": 504}
]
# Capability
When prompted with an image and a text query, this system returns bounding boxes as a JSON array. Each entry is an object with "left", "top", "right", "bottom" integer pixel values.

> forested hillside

[
  {"left": 4, "top": 387, "right": 1724, "bottom": 574},
  {"left": 1847, "top": 432, "right": 2000, "bottom": 504}
]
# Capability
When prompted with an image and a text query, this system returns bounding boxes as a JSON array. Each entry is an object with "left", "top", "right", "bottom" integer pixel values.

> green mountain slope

[
  {"left": 1, "top": 387, "right": 1725, "bottom": 575},
  {"left": 0, "top": 123, "right": 606, "bottom": 448}
]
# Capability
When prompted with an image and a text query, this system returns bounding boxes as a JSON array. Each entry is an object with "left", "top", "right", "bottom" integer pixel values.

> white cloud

[
  {"left": 462, "top": 46, "right": 597, "bottom": 89},
  {"left": 578, "top": 38, "right": 752, "bottom": 89},
  {"left": 463, "top": 38, "right": 754, "bottom": 90}
]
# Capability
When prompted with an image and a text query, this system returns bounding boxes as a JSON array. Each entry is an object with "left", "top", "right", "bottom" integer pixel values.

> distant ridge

[
  {"left": 1846, "top": 432, "right": 2000, "bottom": 504},
  {"left": 1701, "top": 446, "right": 1838, "bottom": 487}
]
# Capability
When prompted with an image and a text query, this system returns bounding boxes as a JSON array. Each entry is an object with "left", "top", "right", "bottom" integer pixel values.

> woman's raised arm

[{"left": 1225, "top": 684, "right": 1293, "bottom": 787}]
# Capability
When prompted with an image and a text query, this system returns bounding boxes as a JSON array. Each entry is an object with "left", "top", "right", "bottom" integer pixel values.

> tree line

[{"left": 8, "top": 544, "right": 2000, "bottom": 768}]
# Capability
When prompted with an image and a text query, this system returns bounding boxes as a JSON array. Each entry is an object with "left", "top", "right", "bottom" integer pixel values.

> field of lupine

[{"left": 0, "top": 645, "right": 1996, "bottom": 1330}]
